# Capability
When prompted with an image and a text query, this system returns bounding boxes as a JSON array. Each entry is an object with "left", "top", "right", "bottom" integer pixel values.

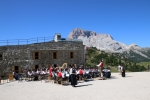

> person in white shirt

[
  {"left": 97, "top": 60, "right": 104, "bottom": 77},
  {"left": 31, "top": 70, "right": 35, "bottom": 76},
  {"left": 69, "top": 67, "right": 73, "bottom": 75},
  {"left": 76, "top": 69, "right": 79, "bottom": 75},
  {"left": 118, "top": 64, "right": 121, "bottom": 75},
  {"left": 120, "top": 65, "right": 125, "bottom": 77},
  {"left": 62, "top": 69, "right": 66, "bottom": 78},
  {"left": 85, "top": 68, "right": 90, "bottom": 79},
  {"left": 27, "top": 70, "right": 33, "bottom": 80},
  {"left": 28, "top": 70, "right": 32, "bottom": 76},
  {"left": 41, "top": 70, "right": 46, "bottom": 75},
  {"left": 86, "top": 69, "right": 89, "bottom": 74},
  {"left": 36, "top": 69, "right": 40, "bottom": 75}
]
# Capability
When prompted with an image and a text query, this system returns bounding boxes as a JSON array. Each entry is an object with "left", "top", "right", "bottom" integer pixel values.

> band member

[{"left": 71, "top": 69, "right": 77, "bottom": 87}]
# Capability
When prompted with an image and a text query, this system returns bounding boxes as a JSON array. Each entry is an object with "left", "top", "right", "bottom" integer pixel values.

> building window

[
  {"left": 0, "top": 54, "right": 2, "bottom": 60},
  {"left": 52, "top": 52, "right": 58, "bottom": 59},
  {"left": 35, "top": 52, "right": 39, "bottom": 59},
  {"left": 69, "top": 52, "right": 74, "bottom": 58},
  {"left": 33, "top": 52, "right": 41, "bottom": 59}
]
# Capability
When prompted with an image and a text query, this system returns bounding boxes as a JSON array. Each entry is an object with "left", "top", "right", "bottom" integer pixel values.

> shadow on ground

[
  {"left": 125, "top": 75, "right": 133, "bottom": 77},
  {"left": 75, "top": 84, "right": 93, "bottom": 87},
  {"left": 84, "top": 79, "right": 94, "bottom": 82},
  {"left": 107, "top": 76, "right": 118, "bottom": 79}
]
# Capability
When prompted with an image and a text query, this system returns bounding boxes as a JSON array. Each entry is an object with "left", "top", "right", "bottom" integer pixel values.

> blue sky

[{"left": 0, "top": 0, "right": 150, "bottom": 47}]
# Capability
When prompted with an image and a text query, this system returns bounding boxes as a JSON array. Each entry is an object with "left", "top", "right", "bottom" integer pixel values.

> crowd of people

[{"left": 12, "top": 62, "right": 112, "bottom": 87}]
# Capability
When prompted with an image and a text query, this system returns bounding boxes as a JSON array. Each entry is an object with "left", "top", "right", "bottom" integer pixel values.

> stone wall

[{"left": 0, "top": 41, "right": 85, "bottom": 73}]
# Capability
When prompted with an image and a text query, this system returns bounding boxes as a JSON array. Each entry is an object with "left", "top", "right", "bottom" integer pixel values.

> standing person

[
  {"left": 48, "top": 64, "right": 53, "bottom": 77},
  {"left": 118, "top": 64, "right": 121, "bottom": 75},
  {"left": 121, "top": 65, "right": 125, "bottom": 77},
  {"left": 69, "top": 65, "right": 73, "bottom": 82},
  {"left": 97, "top": 60, "right": 104, "bottom": 77},
  {"left": 71, "top": 69, "right": 77, "bottom": 87}
]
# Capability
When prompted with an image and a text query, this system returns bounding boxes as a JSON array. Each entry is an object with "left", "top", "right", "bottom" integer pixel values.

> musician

[{"left": 71, "top": 69, "right": 77, "bottom": 87}]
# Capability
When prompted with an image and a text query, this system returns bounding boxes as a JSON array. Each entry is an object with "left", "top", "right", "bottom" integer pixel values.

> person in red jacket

[
  {"left": 57, "top": 71, "right": 62, "bottom": 78},
  {"left": 48, "top": 64, "right": 53, "bottom": 77},
  {"left": 78, "top": 68, "right": 83, "bottom": 81},
  {"left": 79, "top": 68, "right": 83, "bottom": 75}
]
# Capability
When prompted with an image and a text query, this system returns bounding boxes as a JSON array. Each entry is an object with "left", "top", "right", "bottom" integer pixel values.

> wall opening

[
  {"left": 70, "top": 52, "right": 74, "bottom": 58},
  {"left": 0, "top": 54, "right": 2, "bottom": 60},
  {"left": 54, "top": 64, "right": 57, "bottom": 67},
  {"left": 35, "top": 65, "right": 39, "bottom": 70},
  {"left": 15, "top": 66, "right": 19, "bottom": 73},
  {"left": 53, "top": 52, "right": 58, "bottom": 59},
  {"left": 35, "top": 52, "right": 39, "bottom": 59}
]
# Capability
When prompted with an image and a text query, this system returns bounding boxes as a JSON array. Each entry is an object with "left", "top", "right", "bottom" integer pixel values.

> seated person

[
  {"left": 84, "top": 68, "right": 90, "bottom": 79},
  {"left": 27, "top": 70, "right": 34, "bottom": 80},
  {"left": 31, "top": 70, "right": 35, "bottom": 76},
  {"left": 79, "top": 68, "right": 83, "bottom": 75},
  {"left": 40, "top": 69, "right": 46, "bottom": 75},
  {"left": 57, "top": 70, "right": 62, "bottom": 78},
  {"left": 27, "top": 70, "right": 32, "bottom": 77},
  {"left": 65, "top": 68, "right": 70, "bottom": 77},
  {"left": 36, "top": 69, "right": 41, "bottom": 75},
  {"left": 78, "top": 68, "right": 84, "bottom": 80},
  {"left": 92, "top": 68, "right": 96, "bottom": 78}
]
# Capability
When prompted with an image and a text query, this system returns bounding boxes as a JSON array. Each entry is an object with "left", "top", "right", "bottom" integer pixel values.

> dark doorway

[
  {"left": 54, "top": 64, "right": 57, "bottom": 67},
  {"left": 35, "top": 65, "right": 39, "bottom": 70},
  {"left": 15, "top": 66, "right": 19, "bottom": 73}
]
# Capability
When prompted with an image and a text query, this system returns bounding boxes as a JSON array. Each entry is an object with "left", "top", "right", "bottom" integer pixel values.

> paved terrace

[{"left": 0, "top": 72, "right": 150, "bottom": 100}]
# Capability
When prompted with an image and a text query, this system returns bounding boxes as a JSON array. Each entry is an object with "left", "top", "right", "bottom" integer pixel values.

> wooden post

[
  {"left": 18, "top": 66, "right": 22, "bottom": 73},
  {"left": 8, "top": 74, "right": 14, "bottom": 81}
]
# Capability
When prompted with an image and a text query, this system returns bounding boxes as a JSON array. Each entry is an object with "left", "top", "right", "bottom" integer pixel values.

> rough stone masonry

[{"left": 0, "top": 39, "right": 85, "bottom": 74}]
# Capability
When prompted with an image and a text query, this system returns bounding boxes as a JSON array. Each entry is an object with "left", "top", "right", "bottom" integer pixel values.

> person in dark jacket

[
  {"left": 121, "top": 65, "right": 125, "bottom": 77},
  {"left": 71, "top": 69, "right": 77, "bottom": 87}
]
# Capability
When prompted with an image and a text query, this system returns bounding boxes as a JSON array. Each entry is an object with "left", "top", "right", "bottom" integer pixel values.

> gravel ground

[{"left": 0, "top": 72, "right": 150, "bottom": 100}]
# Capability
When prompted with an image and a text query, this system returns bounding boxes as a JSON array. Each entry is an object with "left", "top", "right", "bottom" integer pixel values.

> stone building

[{"left": 0, "top": 34, "right": 85, "bottom": 74}]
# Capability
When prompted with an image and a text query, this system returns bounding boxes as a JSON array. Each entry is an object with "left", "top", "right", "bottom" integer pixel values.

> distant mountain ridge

[{"left": 68, "top": 28, "right": 150, "bottom": 62}]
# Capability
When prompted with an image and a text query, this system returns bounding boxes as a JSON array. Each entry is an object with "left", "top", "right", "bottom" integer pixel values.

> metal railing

[{"left": 0, "top": 36, "right": 54, "bottom": 46}]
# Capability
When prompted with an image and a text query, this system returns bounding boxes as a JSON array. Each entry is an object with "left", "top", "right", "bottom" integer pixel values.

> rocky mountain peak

[
  {"left": 68, "top": 28, "right": 122, "bottom": 52},
  {"left": 68, "top": 28, "right": 96, "bottom": 39},
  {"left": 67, "top": 28, "right": 150, "bottom": 60},
  {"left": 129, "top": 44, "right": 141, "bottom": 50},
  {"left": 68, "top": 28, "right": 150, "bottom": 59}
]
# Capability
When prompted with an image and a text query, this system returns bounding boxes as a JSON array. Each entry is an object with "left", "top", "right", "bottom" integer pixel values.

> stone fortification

[{"left": 0, "top": 40, "right": 85, "bottom": 73}]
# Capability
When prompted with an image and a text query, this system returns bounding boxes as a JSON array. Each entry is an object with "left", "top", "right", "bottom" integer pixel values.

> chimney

[{"left": 54, "top": 33, "right": 61, "bottom": 42}]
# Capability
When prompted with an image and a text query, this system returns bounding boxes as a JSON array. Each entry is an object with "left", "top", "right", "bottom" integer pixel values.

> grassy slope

[
  {"left": 137, "top": 62, "right": 150, "bottom": 66},
  {"left": 85, "top": 50, "right": 119, "bottom": 72},
  {"left": 86, "top": 48, "right": 150, "bottom": 72}
]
